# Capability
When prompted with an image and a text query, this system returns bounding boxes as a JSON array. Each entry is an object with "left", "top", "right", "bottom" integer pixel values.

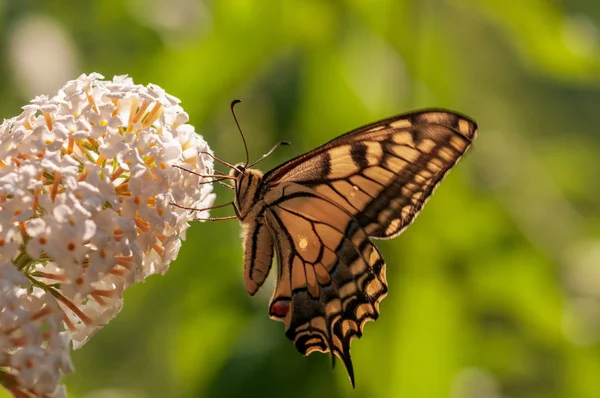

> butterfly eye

[{"left": 269, "top": 299, "right": 290, "bottom": 318}]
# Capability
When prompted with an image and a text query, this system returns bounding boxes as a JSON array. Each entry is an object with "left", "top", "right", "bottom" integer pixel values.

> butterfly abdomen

[
  {"left": 234, "top": 167, "right": 277, "bottom": 296},
  {"left": 241, "top": 219, "right": 274, "bottom": 296}
]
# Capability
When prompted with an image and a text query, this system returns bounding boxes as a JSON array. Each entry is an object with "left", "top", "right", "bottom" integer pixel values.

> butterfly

[{"left": 194, "top": 105, "right": 477, "bottom": 387}]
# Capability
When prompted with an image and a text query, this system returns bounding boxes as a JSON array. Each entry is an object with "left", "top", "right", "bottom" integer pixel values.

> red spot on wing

[{"left": 270, "top": 299, "right": 290, "bottom": 318}]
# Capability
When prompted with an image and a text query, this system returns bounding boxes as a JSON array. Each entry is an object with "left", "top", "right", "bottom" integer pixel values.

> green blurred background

[{"left": 2, "top": 0, "right": 600, "bottom": 397}]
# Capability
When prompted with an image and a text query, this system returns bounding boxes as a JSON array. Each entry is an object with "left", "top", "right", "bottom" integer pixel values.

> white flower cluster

[
  {"left": 0, "top": 73, "right": 215, "bottom": 397},
  {"left": 0, "top": 263, "right": 71, "bottom": 398}
]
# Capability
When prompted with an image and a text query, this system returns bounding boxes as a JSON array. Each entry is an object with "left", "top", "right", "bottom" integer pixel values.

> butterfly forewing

[
  {"left": 263, "top": 110, "right": 477, "bottom": 239},
  {"left": 233, "top": 109, "right": 477, "bottom": 387}
]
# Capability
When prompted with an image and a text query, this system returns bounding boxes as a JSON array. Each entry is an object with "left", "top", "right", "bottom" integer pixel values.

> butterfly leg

[{"left": 194, "top": 215, "right": 238, "bottom": 222}]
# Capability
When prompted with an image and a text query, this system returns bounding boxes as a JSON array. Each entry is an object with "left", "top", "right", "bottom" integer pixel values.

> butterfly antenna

[
  {"left": 173, "top": 164, "right": 236, "bottom": 180},
  {"left": 201, "top": 151, "right": 241, "bottom": 173},
  {"left": 231, "top": 99, "right": 250, "bottom": 166},
  {"left": 248, "top": 141, "right": 290, "bottom": 168}
]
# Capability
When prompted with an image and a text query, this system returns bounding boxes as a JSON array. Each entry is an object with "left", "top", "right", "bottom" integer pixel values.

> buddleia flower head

[{"left": 0, "top": 73, "right": 214, "bottom": 396}]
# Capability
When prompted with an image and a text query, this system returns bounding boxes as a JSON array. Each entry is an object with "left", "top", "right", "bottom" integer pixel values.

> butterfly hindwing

[
  {"left": 262, "top": 182, "right": 387, "bottom": 387},
  {"left": 263, "top": 110, "right": 477, "bottom": 239}
]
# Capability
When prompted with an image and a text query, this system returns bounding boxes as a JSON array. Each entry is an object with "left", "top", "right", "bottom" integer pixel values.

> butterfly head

[
  {"left": 229, "top": 163, "right": 264, "bottom": 221},
  {"left": 229, "top": 163, "right": 246, "bottom": 179}
]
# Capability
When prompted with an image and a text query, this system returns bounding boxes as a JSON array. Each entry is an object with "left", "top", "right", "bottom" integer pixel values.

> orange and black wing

[
  {"left": 256, "top": 109, "right": 477, "bottom": 386},
  {"left": 263, "top": 109, "right": 477, "bottom": 238},
  {"left": 263, "top": 183, "right": 387, "bottom": 387}
]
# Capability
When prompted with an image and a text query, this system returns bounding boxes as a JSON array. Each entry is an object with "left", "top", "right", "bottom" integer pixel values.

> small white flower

[
  {"left": 25, "top": 218, "right": 50, "bottom": 259},
  {"left": 0, "top": 214, "right": 21, "bottom": 262},
  {"left": 0, "top": 73, "right": 215, "bottom": 396}
]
